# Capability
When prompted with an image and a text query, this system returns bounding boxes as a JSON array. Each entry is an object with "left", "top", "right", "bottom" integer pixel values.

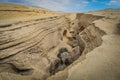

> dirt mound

[{"left": 0, "top": 2, "right": 59, "bottom": 25}]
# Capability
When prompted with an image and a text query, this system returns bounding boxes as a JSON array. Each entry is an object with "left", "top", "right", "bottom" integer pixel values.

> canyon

[{"left": 0, "top": 2, "right": 120, "bottom": 80}]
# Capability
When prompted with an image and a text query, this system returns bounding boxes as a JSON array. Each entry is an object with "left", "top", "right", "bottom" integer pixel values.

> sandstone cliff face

[
  {"left": 0, "top": 2, "right": 120, "bottom": 80},
  {"left": 0, "top": 9, "right": 105, "bottom": 80}
]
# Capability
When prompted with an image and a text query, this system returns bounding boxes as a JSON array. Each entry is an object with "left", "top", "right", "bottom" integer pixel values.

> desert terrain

[{"left": 0, "top": 2, "right": 120, "bottom": 80}]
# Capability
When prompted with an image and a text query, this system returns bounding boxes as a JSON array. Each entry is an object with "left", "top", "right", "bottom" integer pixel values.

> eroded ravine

[{"left": 0, "top": 13, "right": 106, "bottom": 80}]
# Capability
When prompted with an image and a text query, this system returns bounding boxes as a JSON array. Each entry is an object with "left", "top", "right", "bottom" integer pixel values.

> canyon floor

[{"left": 0, "top": 2, "right": 120, "bottom": 80}]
